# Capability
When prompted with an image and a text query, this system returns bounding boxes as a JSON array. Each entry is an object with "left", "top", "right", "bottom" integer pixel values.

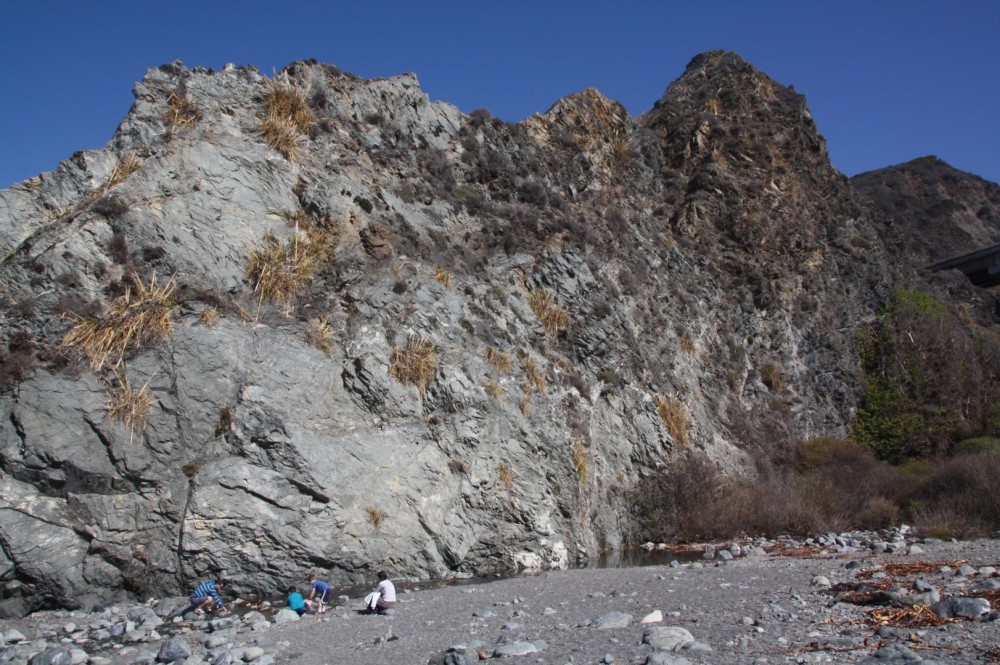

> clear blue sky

[{"left": 2, "top": 1, "right": 998, "bottom": 189}]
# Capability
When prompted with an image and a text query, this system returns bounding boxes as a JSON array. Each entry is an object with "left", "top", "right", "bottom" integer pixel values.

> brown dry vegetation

[
  {"left": 258, "top": 74, "right": 314, "bottom": 161},
  {"left": 245, "top": 231, "right": 317, "bottom": 307},
  {"left": 630, "top": 436, "right": 1000, "bottom": 544},
  {"left": 389, "top": 336, "right": 439, "bottom": 394},
  {"left": 106, "top": 372, "right": 153, "bottom": 432},
  {"left": 654, "top": 394, "right": 689, "bottom": 447},
  {"left": 528, "top": 289, "right": 569, "bottom": 336},
  {"left": 61, "top": 272, "right": 177, "bottom": 372}
]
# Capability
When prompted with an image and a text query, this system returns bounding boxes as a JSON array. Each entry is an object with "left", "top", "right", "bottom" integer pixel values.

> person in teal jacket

[{"left": 286, "top": 586, "right": 310, "bottom": 616}]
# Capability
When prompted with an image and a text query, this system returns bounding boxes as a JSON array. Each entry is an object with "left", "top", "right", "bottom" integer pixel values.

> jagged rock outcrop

[{"left": 0, "top": 51, "right": 996, "bottom": 616}]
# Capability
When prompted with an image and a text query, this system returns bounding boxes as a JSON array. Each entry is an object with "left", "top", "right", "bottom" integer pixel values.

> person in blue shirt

[
  {"left": 308, "top": 575, "right": 330, "bottom": 615},
  {"left": 286, "top": 586, "right": 310, "bottom": 616},
  {"left": 190, "top": 579, "right": 227, "bottom": 615}
]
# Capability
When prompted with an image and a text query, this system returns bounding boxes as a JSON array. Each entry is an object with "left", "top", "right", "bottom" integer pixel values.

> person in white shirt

[{"left": 372, "top": 570, "right": 396, "bottom": 614}]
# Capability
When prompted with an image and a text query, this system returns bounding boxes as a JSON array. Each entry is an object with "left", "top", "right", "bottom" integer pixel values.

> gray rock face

[{"left": 0, "top": 53, "right": 986, "bottom": 614}]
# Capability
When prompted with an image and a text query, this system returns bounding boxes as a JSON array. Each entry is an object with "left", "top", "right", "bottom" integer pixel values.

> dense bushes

[
  {"left": 630, "top": 436, "right": 1000, "bottom": 544},
  {"left": 853, "top": 289, "right": 1000, "bottom": 461}
]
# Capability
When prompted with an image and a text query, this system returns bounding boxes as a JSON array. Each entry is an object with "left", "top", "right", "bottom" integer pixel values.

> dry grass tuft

[
  {"left": 498, "top": 463, "right": 512, "bottom": 489},
  {"left": 483, "top": 381, "right": 504, "bottom": 399},
  {"left": 101, "top": 153, "right": 142, "bottom": 194},
  {"left": 485, "top": 347, "right": 513, "bottom": 373},
  {"left": 528, "top": 289, "right": 569, "bottom": 336},
  {"left": 62, "top": 273, "right": 177, "bottom": 372},
  {"left": 679, "top": 334, "right": 696, "bottom": 355},
  {"left": 107, "top": 372, "right": 153, "bottom": 432},
  {"left": 245, "top": 231, "right": 317, "bottom": 307},
  {"left": 365, "top": 506, "right": 386, "bottom": 530},
  {"left": 304, "top": 316, "right": 334, "bottom": 354},
  {"left": 263, "top": 74, "right": 315, "bottom": 132},
  {"left": 199, "top": 307, "right": 219, "bottom": 327},
  {"left": 162, "top": 91, "right": 203, "bottom": 130},
  {"left": 258, "top": 74, "right": 314, "bottom": 162},
  {"left": 654, "top": 393, "right": 689, "bottom": 447},
  {"left": 259, "top": 111, "right": 305, "bottom": 162},
  {"left": 434, "top": 266, "right": 454, "bottom": 289},
  {"left": 761, "top": 361, "right": 785, "bottom": 392},
  {"left": 523, "top": 356, "right": 547, "bottom": 394},
  {"left": 389, "top": 336, "right": 439, "bottom": 394},
  {"left": 448, "top": 456, "right": 469, "bottom": 475}
]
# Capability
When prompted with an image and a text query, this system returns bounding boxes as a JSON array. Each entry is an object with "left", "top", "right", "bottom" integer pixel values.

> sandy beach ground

[{"left": 3, "top": 537, "right": 999, "bottom": 664}]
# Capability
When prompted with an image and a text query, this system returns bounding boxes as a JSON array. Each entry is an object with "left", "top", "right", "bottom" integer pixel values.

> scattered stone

[
  {"left": 270, "top": 609, "right": 300, "bottom": 624},
  {"left": 641, "top": 610, "right": 663, "bottom": 624},
  {"left": 593, "top": 611, "right": 632, "bottom": 630},
  {"left": 930, "top": 597, "right": 991, "bottom": 619},
  {"left": 26, "top": 647, "right": 72, "bottom": 665},
  {"left": 642, "top": 626, "right": 695, "bottom": 650},
  {"left": 156, "top": 637, "right": 192, "bottom": 663}
]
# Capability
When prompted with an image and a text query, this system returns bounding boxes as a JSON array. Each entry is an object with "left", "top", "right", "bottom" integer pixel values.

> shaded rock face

[{"left": 0, "top": 51, "right": 994, "bottom": 615}]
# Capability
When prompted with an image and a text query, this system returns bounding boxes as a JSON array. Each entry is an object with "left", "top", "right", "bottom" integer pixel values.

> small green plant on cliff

[
  {"left": 389, "top": 336, "right": 439, "bottom": 394},
  {"left": 62, "top": 272, "right": 177, "bottom": 372},
  {"left": 653, "top": 394, "right": 689, "bottom": 448}
]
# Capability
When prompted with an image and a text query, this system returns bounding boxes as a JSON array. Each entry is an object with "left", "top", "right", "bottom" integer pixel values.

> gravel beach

[{"left": 3, "top": 536, "right": 999, "bottom": 665}]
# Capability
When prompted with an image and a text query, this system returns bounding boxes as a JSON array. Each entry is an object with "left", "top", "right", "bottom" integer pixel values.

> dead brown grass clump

[
  {"left": 245, "top": 231, "right": 317, "bottom": 307},
  {"left": 259, "top": 112, "right": 304, "bottom": 162},
  {"left": 528, "top": 289, "right": 569, "bottom": 336},
  {"left": 62, "top": 272, "right": 177, "bottom": 372},
  {"left": 485, "top": 347, "right": 513, "bottom": 373},
  {"left": 199, "top": 307, "right": 219, "bottom": 327},
  {"left": 389, "top": 336, "right": 439, "bottom": 394},
  {"left": 304, "top": 316, "right": 334, "bottom": 354},
  {"left": 434, "top": 266, "right": 453, "bottom": 289},
  {"left": 162, "top": 91, "right": 203, "bottom": 130},
  {"left": 100, "top": 153, "right": 142, "bottom": 195},
  {"left": 263, "top": 74, "right": 314, "bottom": 131},
  {"left": 760, "top": 361, "right": 784, "bottom": 391},
  {"left": 522, "top": 357, "right": 547, "bottom": 394},
  {"left": 483, "top": 381, "right": 504, "bottom": 399},
  {"left": 258, "top": 74, "right": 314, "bottom": 162},
  {"left": 365, "top": 506, "right": 386, "bottom": 530},
  {"left": 498, "top": 463, "right": 512, "bottom": 488},
  {"left": 107, "top": 372, "right": 153, "bottom": 432},
  {"left": 654, "top": 394, "right": 689, "bottom": 447}
]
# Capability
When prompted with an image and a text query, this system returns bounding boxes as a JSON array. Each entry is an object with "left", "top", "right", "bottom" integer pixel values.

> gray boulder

[{"left": 156, "top": 637, "right": 193, "bottom": 663}]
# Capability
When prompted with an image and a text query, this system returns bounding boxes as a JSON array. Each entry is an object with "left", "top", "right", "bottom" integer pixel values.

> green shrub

[{"left": 954, "top": 436, "right": 1000, "bottom": 456}]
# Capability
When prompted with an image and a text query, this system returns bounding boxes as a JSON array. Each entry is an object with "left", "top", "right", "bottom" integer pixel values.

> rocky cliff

[{"left": 0, "top": 51, "right": 996, "bottom": 616}]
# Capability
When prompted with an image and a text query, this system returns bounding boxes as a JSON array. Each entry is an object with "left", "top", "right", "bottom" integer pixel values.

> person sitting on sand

[
  {"left": 308, "top": 574, "right": 330, "bottom": 615},
  {"left": 190, "top": 578, "right": 227, "bottom": 615},
  {"left": 286, "top": 586, "right": 311, "bottom": 616}
]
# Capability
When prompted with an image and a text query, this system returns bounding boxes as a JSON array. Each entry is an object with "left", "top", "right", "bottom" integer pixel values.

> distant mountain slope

[{"left": 852, "top": 156, "right": 1000, "bottom": 264}]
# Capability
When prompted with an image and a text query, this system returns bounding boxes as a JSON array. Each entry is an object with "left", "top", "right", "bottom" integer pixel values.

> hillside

[{"left": 0, "top": 51, "right": 997, "bottom": 617}]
